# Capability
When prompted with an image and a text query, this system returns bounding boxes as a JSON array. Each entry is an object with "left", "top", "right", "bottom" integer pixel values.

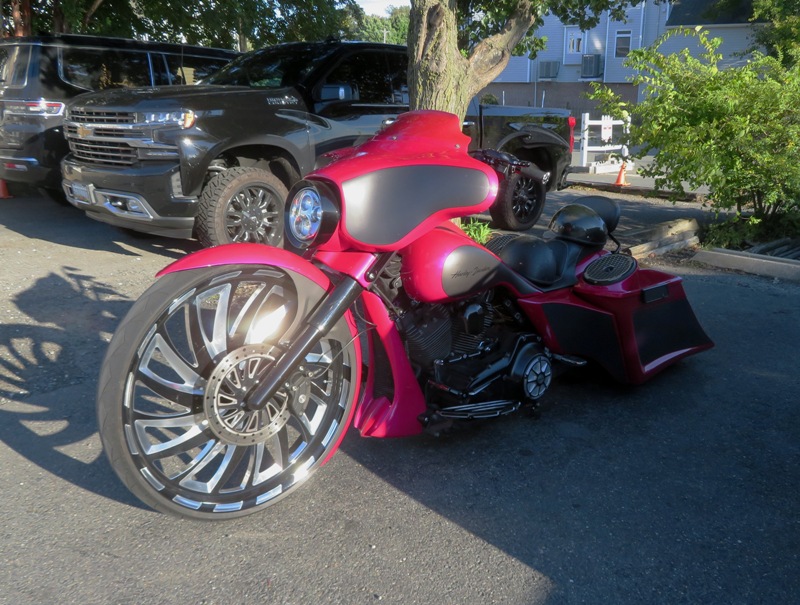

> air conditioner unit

[
  {"left": 581, "top": 54, "right": 603, "bottom": 78},
  {"left": 538, "top": 61, "right": 560, "bottom": 79}
]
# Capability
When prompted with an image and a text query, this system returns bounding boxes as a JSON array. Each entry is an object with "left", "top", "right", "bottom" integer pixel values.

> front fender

[{"left": 157, "top": 243, "right": 328, "bottom": 284}]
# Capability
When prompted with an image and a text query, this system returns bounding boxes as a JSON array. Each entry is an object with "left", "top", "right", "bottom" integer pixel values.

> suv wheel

[
  {"left": 489, "top": 171, "right": 547, "bottom": 231},
  {"left": 196, "top": 167, "right": 287, "bottom": 247}
]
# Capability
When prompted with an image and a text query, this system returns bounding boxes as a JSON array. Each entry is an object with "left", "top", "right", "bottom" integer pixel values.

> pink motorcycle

[{"left": 97, "top": 111, "right": 713, "bottom": 519}]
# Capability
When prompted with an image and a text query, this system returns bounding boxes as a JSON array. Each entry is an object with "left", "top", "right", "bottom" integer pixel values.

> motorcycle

[{"left": 96, "top": 110, "right": 713, "bottom": 519}]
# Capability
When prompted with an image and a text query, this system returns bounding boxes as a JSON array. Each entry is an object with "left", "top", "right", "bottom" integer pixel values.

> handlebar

[{"left": 471, "top": 148, "right": 550, "bottom": 186}]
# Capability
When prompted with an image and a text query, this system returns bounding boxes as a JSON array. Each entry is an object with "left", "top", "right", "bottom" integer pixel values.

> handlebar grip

[{"left": 519, "top": 162, "right": 549, "bottom": 185}]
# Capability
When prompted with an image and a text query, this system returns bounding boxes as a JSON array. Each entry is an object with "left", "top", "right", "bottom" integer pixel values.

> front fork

[{"left": 245, "top": 253, "right": 394, "bottom": 412}]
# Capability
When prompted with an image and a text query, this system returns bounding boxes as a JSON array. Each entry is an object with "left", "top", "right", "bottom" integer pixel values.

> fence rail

[{"left": 579, "top": 113, "right": 630, "bottom": 167}]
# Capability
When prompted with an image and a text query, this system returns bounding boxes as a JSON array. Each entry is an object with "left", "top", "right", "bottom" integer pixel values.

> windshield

[{"left": 204, "top": 44, "right": 334, "bottom": 89}]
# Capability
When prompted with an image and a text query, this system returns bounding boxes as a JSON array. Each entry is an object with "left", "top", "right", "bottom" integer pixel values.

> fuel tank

[{"left": 400, "top": 223, "right": 535, "bottom": 302}]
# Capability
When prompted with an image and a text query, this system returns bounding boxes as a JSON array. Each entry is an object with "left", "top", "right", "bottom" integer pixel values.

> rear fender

[{"left": 157, "top": 243, "right": 363, "bottom": 461}]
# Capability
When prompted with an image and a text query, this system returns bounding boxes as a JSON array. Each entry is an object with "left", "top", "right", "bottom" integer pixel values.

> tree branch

[
  {"left": 82, "top": 0, "right": 105, "bottom": 28},
  {"left": 468, "top": 0, "right": 539, "bottom": 82}
]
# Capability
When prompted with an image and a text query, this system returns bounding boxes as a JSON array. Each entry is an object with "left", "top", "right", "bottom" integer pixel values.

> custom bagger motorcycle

[{"left": 97, "top": 111, "right": 713, "bottom": 519}]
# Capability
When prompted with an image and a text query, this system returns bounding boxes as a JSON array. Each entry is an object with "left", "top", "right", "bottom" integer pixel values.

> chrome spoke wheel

[
  {"left": 225, "top": 185, "right": 282, "bottom": 244},
  {"left": 98, "top": 265, "right": 358, "bottom": 518},
  {"left": 196, "top": 167, "right": 287, "bottom": 248}
]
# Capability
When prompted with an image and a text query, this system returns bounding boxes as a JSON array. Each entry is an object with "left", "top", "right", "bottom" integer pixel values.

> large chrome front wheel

[{"left": 97, "top": 265, "right": 358, "bottom": 519}]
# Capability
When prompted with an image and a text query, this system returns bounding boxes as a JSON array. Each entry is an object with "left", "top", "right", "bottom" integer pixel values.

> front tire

[
  {"left": 196, "top": 167, "right": 288, "bottom": 247},
  {"left": 489, "top": 171, "right": 547, "bottom": 231},
  {"left": 97, "top": 265, "right": 358, "bottom": 519}
]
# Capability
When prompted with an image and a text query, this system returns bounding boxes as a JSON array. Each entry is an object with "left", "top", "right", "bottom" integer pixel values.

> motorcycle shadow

[{"left": 336, "top": 359, "right": 705, "bottom": 572}]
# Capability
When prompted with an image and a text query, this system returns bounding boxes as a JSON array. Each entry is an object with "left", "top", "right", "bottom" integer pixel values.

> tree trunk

[
  {"left": 12, "top": 0, "right": 32, "bottom": 36},
  {"left": 407, "top": 0, "right": 540, "bottom": 120},
  {"left": 53, "top": 0, "right": 68, "bottom": 33}
]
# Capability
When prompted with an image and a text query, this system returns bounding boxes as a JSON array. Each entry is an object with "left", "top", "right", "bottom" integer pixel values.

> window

[
  {"left": 205, "top": 46, "right": 331, "bottom": 89},
  {"left": 161, "top": 54, "right": 231, "bottom": 85},
  {"left": 0, "top": 45, "right": 31, "bottom": 88},
  {"left": 386, "top": 52, "right": 409, "bottom": 104},
  {"left": 60, "top": 48, "right": 152, "bottom": 90},
  {"left": 319, "top": 51, "right": 397, "bottom": 105},
  {"left": 564, "top": 27, "right": 586, "bottom": 65},
  {"left": 615, "top": 30, "right": 632, "bottom": 58}
]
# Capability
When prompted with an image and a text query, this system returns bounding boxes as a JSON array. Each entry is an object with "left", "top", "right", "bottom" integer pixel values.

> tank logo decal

[
  {"left": 442, "top": 246, "right": 502, "bottom": 297},
  {"left": 450, "top": 265, "right": 492, "bottom": 280}
]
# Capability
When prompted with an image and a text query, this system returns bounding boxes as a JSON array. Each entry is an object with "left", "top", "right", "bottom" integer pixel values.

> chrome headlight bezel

[{"left": 284, "top": 179, "right": 339, "bottom": 252}]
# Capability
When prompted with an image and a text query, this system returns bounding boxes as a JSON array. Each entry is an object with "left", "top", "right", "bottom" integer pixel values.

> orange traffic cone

[
  {"left": 0, "top": 179, "right": 12, "bottom": 199},
  {"left": 614, "top": 162, "right": 629, "bottom": 187}
]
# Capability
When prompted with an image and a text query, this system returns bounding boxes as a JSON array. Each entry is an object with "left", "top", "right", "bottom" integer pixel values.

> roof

[
  {"left": 0, "top": 34, "right": 239, "bottom": 58},
  {"left": 667, "top": 0, "right": 754, "bottom": 26}
]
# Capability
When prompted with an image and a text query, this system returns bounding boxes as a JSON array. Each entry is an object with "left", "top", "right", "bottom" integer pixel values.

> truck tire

[
  {"left": 196, "top": 167, "right": 288, "bottom": 247},
  {"left": 489, "top": 170, "right": 547, "bottom": 231}
]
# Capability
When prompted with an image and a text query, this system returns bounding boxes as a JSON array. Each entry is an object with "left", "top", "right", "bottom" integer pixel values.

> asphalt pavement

[{"left": 1, "top": 190, "right": 798, "bottom": 605}]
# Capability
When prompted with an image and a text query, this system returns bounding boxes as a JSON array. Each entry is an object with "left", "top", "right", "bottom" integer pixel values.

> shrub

[{"left": 590, "top": 27, "right": 800, "bottom": 222}]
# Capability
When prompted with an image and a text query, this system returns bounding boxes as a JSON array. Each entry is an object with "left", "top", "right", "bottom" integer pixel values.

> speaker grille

[{"left": 583, "top": 254, "right": 637, "bottom": 285}]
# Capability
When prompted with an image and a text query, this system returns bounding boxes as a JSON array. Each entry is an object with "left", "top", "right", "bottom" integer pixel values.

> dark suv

[{"left": 0, "top": 34, "right": 237, "bottom": 197}]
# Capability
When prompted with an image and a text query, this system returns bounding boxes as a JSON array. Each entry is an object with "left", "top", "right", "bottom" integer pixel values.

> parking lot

[{"left": 1, "top": 190, "right": 798, "bottom": 605}]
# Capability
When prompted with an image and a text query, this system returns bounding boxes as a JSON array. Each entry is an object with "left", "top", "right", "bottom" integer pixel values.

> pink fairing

[
  {"left": 353, "top": 291, "right": 427, "bottom": 437},
  {"left": 311, "top": 110, "right": 499, "bottom": 252}
]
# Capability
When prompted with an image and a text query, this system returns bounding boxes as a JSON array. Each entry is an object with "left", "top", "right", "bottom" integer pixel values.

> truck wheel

[
  {"left": 196, "top": 167, "right": 288, "bottom": 247},
  {"left": 489, "top": 171, "right": 547, "bottom": 231}
]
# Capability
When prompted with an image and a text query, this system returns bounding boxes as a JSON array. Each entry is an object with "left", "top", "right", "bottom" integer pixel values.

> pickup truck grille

[
  {"left": 68, "top": 108, "right": 136, "bottom": 125},
  {"left": 67, "top": 136, "right": 138, "bottom": 165},
  {"left": 65, "top": 108, "right": 164, "bottom": 166}
]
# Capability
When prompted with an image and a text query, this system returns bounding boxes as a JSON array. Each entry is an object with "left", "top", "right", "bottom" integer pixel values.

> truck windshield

[{"left": 203, "top": 45, "right": 333, "bottom": 89}]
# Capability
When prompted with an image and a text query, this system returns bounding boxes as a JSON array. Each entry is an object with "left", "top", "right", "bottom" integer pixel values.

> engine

[{"left": 395, "top": 291, "right": 554, "bottom": 419}]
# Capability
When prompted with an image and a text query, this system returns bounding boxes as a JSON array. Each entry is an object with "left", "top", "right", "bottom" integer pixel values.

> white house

[{"left": 479, "top": 0, "right": 760, "bottom": 115}]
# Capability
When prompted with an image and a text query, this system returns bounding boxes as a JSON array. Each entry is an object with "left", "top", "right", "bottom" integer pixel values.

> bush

[{"left": 590, "top": 27, "right": 800, "bottom": 222}]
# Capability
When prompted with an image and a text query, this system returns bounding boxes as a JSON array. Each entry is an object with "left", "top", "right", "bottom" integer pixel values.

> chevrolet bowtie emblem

[{"left": 76, "top": 124, "right": 92, "bottom": 138}]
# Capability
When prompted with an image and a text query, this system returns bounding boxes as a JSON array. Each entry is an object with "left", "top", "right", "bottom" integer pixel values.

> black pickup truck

[{"left": 61, "top": 40, "right": 573, "bottom": 245}]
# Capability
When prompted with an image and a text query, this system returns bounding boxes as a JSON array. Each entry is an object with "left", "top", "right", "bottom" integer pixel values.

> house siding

[{"left": 482, "top": 1, "right": 758, "bottom": 117}]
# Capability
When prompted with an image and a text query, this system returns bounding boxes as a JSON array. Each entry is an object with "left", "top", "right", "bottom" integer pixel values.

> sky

[{"left": 356, "top": 0, "right": 410, "bottom": 17}]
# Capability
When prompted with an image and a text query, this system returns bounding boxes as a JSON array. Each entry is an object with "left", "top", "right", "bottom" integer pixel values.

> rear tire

[
  {"left": 97, "top": 265, "right": 358, "bottom": 519},
  {"left": 195, "top": 167, "right": 287, "bottom": 247},
  {"left": 489, "top": 171, "right": 547, "bottom": 231}
]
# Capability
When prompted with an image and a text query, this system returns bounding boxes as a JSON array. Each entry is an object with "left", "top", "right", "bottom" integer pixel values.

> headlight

[
  {"left": 284, "top": 180, "right": 340, "bottom": 251},
  {"left": 289, "top": 187, "right": 323, "bottom": 244},
  {"left": 140, "top": 110, "right": 196, "bottom": 128}
]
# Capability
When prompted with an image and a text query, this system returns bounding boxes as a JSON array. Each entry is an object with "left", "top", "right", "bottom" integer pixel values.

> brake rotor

[{"left": 203, "top": 344, "right": 292, "bottom": 446}]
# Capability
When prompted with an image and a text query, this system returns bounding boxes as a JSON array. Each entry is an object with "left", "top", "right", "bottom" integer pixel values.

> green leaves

[
  {"left": 24, "top": 0, "right": 364, "bottom": 50},
  {"left": 590, "top": 27, "right": 800, "bottom": 220}
]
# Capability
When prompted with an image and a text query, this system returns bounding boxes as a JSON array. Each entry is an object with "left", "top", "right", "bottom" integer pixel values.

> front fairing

[{"left": 308, "top": 110, "right": 499, "bottom": 252}]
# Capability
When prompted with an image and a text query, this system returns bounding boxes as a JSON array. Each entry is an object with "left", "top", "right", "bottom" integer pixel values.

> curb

[
  {"left": 567, "top": 179, "right": 701, "bottom": 201},
  {"left": 623, "top": 218, "right": 701, "bottom": 259},
  {"left": 693, "top": 248, "right": 800, "bottom": 283}
]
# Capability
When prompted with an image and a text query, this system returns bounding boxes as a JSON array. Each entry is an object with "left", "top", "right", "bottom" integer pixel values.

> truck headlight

[
  {"left": 284, "top": 180, "right": 339, "bottom": 251},
  {"left": 141, "top": 110, "right": 195, "bottom": 128}
]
